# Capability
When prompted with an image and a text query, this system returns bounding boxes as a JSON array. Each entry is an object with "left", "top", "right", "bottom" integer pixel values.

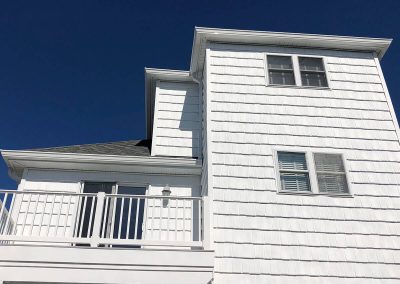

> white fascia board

[
  {"left": 190, "top": 26, "right": 392, "bottom": 75},
  {"left": 144, "top": 68, "right": 193, "bottom": 139},
  {"left": 1, "top": 150, "right": 202, "bottom": 179}
]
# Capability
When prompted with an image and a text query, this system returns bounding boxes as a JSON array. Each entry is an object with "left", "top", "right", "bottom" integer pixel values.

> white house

[{"left": 0, "top": 27, "right": 399, "bottom": 283}]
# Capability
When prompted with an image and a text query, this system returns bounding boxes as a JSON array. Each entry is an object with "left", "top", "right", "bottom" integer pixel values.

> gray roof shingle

[{"left": 27, "top": 139, "right": 151, "bottom": 157}]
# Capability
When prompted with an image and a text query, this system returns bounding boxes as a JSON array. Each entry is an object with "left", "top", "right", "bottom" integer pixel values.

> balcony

[{"left": 0, "top": 189, "right": 202, "bottom": 248}]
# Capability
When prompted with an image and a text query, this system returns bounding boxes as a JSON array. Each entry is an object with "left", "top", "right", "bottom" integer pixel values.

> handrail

[{"left": 0, "top": 189, "right": 203, "bottom": 248}]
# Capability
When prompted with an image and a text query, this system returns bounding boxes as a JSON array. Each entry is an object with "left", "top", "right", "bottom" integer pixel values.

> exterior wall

[
  {"left": 151, "top": 81, "right": 200, "bottom": 158},
  {"left": 13, "top": 168, "right": 201, "bottom": 242},
  {"left": 0, "top": 245, "right": 213, "bottom": 284},
  {"left": 206, "top": 43, "right": 400, "bottom": 283}
]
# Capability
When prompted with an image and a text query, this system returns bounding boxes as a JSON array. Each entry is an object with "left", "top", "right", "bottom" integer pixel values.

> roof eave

[
  {"left": 190, "top": 26, "right": 392, "bottom": 75},
  {"left": 1, "top": 150, "right": 202, "bottom": 180}
]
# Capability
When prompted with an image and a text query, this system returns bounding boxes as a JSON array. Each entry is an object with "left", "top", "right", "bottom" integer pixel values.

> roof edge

[
  {"left": 190, "top": 26, "right": 392, "bottom": 74},
  {"left": 1, "top": 150, "right": 202, "bottom": 180}
]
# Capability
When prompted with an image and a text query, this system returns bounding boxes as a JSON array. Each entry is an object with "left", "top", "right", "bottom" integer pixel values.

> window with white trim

[
  {"left": 277, "top": 151, "right": 311, "bottom": 192},
  {"left": 314, "top": 153, "right": 349, "bottom": 193},
  {"left": 299, "top": 57, "right": 328, "bottom": 87},
  {"left": 266, "top": 55, "right": 296, "bottom": 86}
]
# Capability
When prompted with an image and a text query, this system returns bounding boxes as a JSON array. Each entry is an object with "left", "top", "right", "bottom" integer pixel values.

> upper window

[
  {"left": 314, "top": 153, "right": 349, "bottom": 193},
  {"left": 299, "top": 57, "right": 328, "bottom": 87},
  {"left": 266, "top": 55, "right": 329, "bottom": 88},
  {"left": 277, "top": 152, "right": 311, "bottom": 192},
  {"left": 266, "top": 55, "right": 296, "bottom": 86}
]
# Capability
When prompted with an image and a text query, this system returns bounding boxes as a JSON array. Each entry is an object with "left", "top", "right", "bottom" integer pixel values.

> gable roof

[{"left": 26, "top": 139, "right": 151, "bottom": 157}]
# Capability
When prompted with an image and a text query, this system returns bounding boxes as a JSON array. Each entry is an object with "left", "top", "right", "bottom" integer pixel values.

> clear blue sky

[{"left": 1, "top": 0, "right": 399, "bottom": 189}]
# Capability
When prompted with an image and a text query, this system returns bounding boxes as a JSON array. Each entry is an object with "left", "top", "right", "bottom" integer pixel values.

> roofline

[
  {"left": 190, "top": 26, "right": 392, "bottom": 75},
  {"left": 1, "top": 150, "right": 202, "bottom": 180},
  {"left": 144, "top": 68, "right": 194, "bottom": 139}
]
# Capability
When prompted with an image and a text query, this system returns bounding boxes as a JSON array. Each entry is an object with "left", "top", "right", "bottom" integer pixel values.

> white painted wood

[
  {"left": 206, "top": 42, "right": 400, "bottom": 282},
  {"left": 152, "top": 81, "right": 201, "bottom": 158}
]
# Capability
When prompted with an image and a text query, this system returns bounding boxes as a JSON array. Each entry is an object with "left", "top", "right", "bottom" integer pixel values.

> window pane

[
  {"left": 317, "top": 174, "right": 348, "bottom": 193},
  {"left": 267, "top": 55, "right": 293, "bottom": 70},
  {"left": 269, "top": 70, "right": 295, "bottom": 85},
  {"left": 280, "top": 172, "right": 311, "bottom": 192},
  {"left": 314, "top": 153, "right": 345, "bottom": 172},
  {"left": 314, "top": 153, "right": 349, "bottom": 193},
  {"left": 301, "top": 72, "right": 328, "bottom": 87},
  {"left": 299, "top": 57, "right": 325, "bottom": 71},
  {"left": 278, "top": 152, "right": 308, "bottom": 170}
]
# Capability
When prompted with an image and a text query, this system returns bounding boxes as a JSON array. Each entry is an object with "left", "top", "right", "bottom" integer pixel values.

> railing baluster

[
  {"left": 63, "top": 195, "right": 72, "bottom": 236},
  {"left": 150, "top": 198, "right": 155, "bottom": 238},
  {"left": 118, "top": 197, "right": 124, "bottom": 239},
  {"left": 21, "top": 193, "right": 32, "bottom": 235},
  {"left": 45, "top": 194, "right": 56, "bottom": 236},
  {"left": 175, "top": 198, "right": 178, "bottom": 241},
  {"left": 101, "top": 196, "right": 109, "bottom": 238},
  {"left": 0, "top": 193, "right": 8, "bottom": 234},
  {"left": 4, "top": 192, "right": 16, "bottom": 235},
  {"left": 134, "top": 197, "right": 140, "bottom": 240},
  {"left": 37, "top": 194, "right": 48, "bottom": 236},
  {"left": 159, "top": 197, "right": 162, "bottom": 240},
  {"left": 167, "top": 197, "right": 170, "bottom": 240},
  {"left": 190, "top": 199, "right": 193, "bottom": 242},
  {"left": 29, "top": 193, "right": 40, "bottom": 236},
  {"left": 87, "top": 196, "right": 96, "bottom": 237},
  {"left": 182, "top": 199, "right": 186, "bottom": 241},
  {"left": 53, "top": 195, "right": 63, "bottom": 237},
  {"left": 79, "top": 196, "right": 87, "bottom": 238},
  {"left": 126, "top": 197, "right": 132, "bottom": 239},
  {"left": 198, "top": 199, "right": 202, "bottom": 242},
  {"left": 110, "top": 196, "right": 117, "bottom": 240}
]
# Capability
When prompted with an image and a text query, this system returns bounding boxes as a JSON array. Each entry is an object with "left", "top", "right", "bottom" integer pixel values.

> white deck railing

[{"left": 0, "top": 190, "right": 202, "bottom": 248}]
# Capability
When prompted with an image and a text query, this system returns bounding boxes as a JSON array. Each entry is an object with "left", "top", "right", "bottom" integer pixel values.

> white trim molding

[
  {"left": 1, "top": 150, "right": 202, "bottom": 180},
  {"left": 190, "top": 26, "right": 392, "bottom": 76}
]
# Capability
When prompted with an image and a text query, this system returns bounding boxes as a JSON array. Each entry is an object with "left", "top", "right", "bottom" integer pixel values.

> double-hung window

[
  {"left": 314, "top": 153, "right": 349, "bottom": 193},
  {"left": 277, "top": 152, "right": 311, "bottom": 192},
  {"left": 266, "top": 55, "right": 296, "bottom": 86},
  {"left": 266, "top": 55, "right": 329, "bottom": 88},
  {"left": 276, "top": 151, "right": 350, "bottom": 194},
  {"left": 299, "top": 57, "right": 328, "bottom": 87}
]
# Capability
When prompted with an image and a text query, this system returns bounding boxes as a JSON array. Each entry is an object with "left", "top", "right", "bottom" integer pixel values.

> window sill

[
  {"left": 266, "top": 84, "right": 331, "bottom": 91},
  {"left": 277, "top": 190, "right": 353, "bottom": 198}
]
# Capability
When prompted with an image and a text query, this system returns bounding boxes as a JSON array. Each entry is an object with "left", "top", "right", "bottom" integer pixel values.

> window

[
  {"left": 267, "top": 55, "right": 296, "bottom": 86},
  {"left": 299, "top": 57, "right": 328, "bottom": 87},
  {"left": 314, "top": 153, "right": 349, "bottom": 193},
  {"left": 277, "top": 152, "right": 311, "bottom": 192}
]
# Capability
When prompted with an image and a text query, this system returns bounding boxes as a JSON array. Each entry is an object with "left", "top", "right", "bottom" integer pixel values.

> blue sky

[{"left": 0, "top": 0, "right": 399, "bottom": 189}]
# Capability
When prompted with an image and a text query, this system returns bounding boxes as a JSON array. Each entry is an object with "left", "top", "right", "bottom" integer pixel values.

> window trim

[
  {"left": 265, "top": 53, "right": 331, "bottom": 89},
  {"left": 273, "top": 149, "right": 352, "bottom": 197}
]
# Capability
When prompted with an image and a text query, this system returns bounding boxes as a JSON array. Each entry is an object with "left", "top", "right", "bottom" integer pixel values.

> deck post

[{"left": 90, "top": 192, "right": 105, "bottom": 247}]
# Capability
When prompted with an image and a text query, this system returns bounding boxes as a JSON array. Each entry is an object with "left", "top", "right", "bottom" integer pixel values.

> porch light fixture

[{"left": 162, "top": 184, "right": 171, "bottom": 207}]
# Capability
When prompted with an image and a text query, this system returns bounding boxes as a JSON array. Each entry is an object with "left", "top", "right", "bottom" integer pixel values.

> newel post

[{"left": 90, "top": 191, "right": 105, "bottom": 247}]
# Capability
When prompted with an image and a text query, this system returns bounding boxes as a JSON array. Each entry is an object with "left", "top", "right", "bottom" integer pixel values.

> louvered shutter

[
  {"left": 278, "top": 152, "right": 311, "bottom": 192},
  {"left": 314, "top": 153, "right": 348, "bottom": 193}
]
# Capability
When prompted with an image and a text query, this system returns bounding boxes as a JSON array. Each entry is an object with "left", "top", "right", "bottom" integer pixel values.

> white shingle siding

[
  {"left": 151, "top": 81, "right": 200, "bottom": 158},
  {"left": 206, "top": 43, "right": 400, "bottom": 282}
]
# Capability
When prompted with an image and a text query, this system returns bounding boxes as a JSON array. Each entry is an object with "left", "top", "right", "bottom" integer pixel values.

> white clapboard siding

[
  {"left": 207, "top": 43, "right": 400, "bottom": 282},
  {"left": 152, "top": 81, "right": 200, "bottom": 158}
]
